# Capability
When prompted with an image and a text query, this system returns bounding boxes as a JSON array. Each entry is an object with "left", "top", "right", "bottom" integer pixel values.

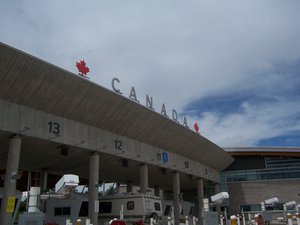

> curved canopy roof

[
  {"left": 0, "top": 42, "right": 233, "bottom": 171},
  {"left": 225, "top": 147, "right": 300, "bottom": 157}
]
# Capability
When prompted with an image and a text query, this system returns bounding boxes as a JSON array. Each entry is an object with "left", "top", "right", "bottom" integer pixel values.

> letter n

[{"left": 146, "top": 94, "right": 154, "bottom": 110}]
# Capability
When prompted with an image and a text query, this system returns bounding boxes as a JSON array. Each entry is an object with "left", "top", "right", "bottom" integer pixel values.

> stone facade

[{"left": 227, "top": 179, "right": 300, "bottom": 215}]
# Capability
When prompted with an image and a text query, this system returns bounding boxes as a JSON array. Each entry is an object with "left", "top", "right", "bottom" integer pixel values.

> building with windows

[{"left": 222, "top": 147, "right": 300, "bottom": 215}]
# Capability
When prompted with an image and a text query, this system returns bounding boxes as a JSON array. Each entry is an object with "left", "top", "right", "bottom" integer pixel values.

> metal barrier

[
  {"left": 296, "top": 213, "right": 300, "bottom": 225},
  {"left": 287, "top": 213, "right": 292, "bottom": 225}
]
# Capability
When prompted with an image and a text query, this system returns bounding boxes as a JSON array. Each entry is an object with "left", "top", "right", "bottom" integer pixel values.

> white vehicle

[
  {"left": 99, "top": 194, "right": 162, "bottom": 224},
  {"left": 44, "top": 193, "right": 163, "bottom": 225}
]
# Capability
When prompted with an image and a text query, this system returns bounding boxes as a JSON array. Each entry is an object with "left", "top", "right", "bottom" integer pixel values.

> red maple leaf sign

[
  {"left": 194, "top": 122, "right": 199, "bottom": 133},
  {"left": 76, "top": 60, "right": 90, "bottom": 76}
]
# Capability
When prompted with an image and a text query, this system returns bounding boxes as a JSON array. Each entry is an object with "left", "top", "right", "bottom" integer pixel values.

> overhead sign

[
  {"left": 162, "top": 152, "right": 169, "bottom": 163},
  {"left": 111, "top": 77, "right": 200, "bottom": 131}
]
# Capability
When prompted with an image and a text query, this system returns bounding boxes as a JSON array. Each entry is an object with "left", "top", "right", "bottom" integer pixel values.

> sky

[{"left": 1, "top": 1, "right": 300, "bottom": 147}]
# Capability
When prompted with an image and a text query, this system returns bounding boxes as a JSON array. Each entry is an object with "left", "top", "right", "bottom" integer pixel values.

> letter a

[
  {"left": 183, "top": 116, "right": 189, "bottom": 128},
  {"left": 129, "top": 86, "right": 139, "bottom": 102}
]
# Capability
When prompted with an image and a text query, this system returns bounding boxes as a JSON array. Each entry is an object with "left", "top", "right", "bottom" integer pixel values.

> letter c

[{"left": 111, "top": 77, "right": 122, "bottom": 94}]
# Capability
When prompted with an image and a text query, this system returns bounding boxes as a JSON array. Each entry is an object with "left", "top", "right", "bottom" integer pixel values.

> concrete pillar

[
  {"left": 116, "top": 183, "right": 121, "bottom": 194},
  {"left": 173, "top": 171, "right": 181, "bottom": 225},
  {"left": 140, "top": 163, "right": 148, "bottom": 194},
  {"left": 215, "top": 183, "right": 221, "bottom": 215},
  {"left": 0, "top": 135, "right": 22, "bottom": 225},
  {"left": 126, "top": 181, "right": 133, "bottom": 193},
  {"left": 197, "top": 178, "right": 204, "bottom": 225},
  {"left": 40, "top": 169, "right": 48, "bottom": 193},
  {"left": 159, "top": 189, "right": 164, "bottom": 200},
  {"left": 154, "top": 185, "right": 159, "bottom": 197},
  {"left": 88, "top": 152, "right": 99, "bottom": 225}
]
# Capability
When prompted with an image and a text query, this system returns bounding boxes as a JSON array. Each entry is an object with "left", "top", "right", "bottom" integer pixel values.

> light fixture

[
  {"left": 119, "top": 159, "right": 128, "bottom": 168},
  {"left": 57, "top": 145, "right": 69, "bottom": 156}
]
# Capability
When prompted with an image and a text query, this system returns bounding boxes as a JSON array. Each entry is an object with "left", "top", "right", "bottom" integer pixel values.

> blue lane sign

[{"left": 162, "top": 152, "right": 168, "bottom": 163}]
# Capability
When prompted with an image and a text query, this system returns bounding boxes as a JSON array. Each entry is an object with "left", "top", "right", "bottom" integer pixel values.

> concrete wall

[
  {"left": 0, "top": 99, "right": 219, "bottom": 182},
  {"left": 227, "top": 179, "right": 300, "bottom": 215}
]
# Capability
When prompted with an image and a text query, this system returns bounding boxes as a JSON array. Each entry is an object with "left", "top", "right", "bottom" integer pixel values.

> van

[{"left": 44, "top": 193, "right": 163, "bottom": 225}]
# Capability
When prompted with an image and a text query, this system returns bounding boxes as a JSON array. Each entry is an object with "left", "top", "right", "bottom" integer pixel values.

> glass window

[
  {"left": 54, "top": 207, "right": 71, "bottom": 216},
  {"left": 164, "top": 205, "right": 171, "bottom": 216},
  {"left": 54, "top": 207, "right": 60, "bottom": 216},
  {"left": 79, "top": 201, "right": 89, "bottom": 217},
  {"left": 240, "top": 204, "right": 261, "bottom": 212},
  {"left": 99, "top": 202, "right": 112, "bottom": 213},
  {"left": 266, "top": 203, "right": 284, "bottom": 211},
  {"left": 154, "top": 202, "right": 161, "bottom": 211},
  {"left": 63, "top": 207, "right": 71, "bottom": 215},
  {"left": 127, "top": 201, "right": 134, "bottom": 210}
]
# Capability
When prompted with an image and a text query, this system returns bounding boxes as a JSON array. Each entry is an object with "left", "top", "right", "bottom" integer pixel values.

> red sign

[{"left": 76, "top": 60, "right": 90, "bottom": 76}]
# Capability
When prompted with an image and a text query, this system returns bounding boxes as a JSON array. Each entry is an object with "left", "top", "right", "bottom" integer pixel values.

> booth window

[
  {"left": 99, "top": 202, "right": 112, "bottom": 213},
  {"left": 164, "top": 205, "right": 171, "bottom": 216},
  {"left": 154, "top": 202, "right": 161, "bottom": 211},
  {"left": 54, "top": 207, "right": 71, "bottom": 216},
  {"left": 127, "top": 201, "right": 134, "bottom": 210},
  {"left": 79, "top": 201, "right": 89, "bottom": 217}
]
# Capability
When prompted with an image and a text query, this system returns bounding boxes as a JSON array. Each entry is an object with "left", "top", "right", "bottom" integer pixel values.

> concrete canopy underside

[
  {"left": 0, "top": 42, "right": 233, "bottom": 189},
  {"left": 0, "top": 130, "right": 201, "bottom": 190}
]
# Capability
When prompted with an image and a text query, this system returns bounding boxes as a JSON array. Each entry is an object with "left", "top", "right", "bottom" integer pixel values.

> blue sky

[
  {"left": 1, "top": 1, "right": 300, "bottom": 147},
  {"left": 183, "top": 59, "right": 300, "bottom": 146}
]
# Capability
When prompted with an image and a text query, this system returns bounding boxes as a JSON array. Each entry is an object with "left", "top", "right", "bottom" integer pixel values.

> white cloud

[
  {"left": 198, "top": 99, "right": 300, "bottom": 146},
  {"left": 1, "top": 0, "right": 300, "bottom": 146}
]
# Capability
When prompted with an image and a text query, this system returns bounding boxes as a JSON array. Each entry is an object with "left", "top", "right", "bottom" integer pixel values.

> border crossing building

[
  {"left": 222, "top": 147, "right": 300, "bottom": 216},
  {"left": 0, "top": 42, "right": 234, "bottom": 225}
]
